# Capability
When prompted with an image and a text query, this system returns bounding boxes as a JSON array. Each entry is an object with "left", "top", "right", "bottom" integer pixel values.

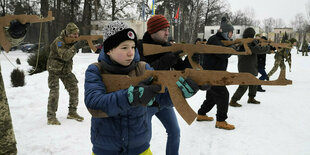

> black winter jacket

[{"left": 202, "top": 32, "right": 231, "bottom": 71}]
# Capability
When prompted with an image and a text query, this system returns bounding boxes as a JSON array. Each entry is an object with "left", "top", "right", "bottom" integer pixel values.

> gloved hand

[
  {"left": 176, "top": 77, "right": 199, "bottom": 98},
  {"left": 162, "top": 50, "right": 183, "bottom": 65},
  {"left": 192, "top": 53, "right": 201, "bottom": 64},
  {"left": 269, "top": 45, "right": 277, "bottom": 51},
  {"left": 199, "top": 84, "right": 211, "bottom": 91},
  {"left": 251, "top": 39, "right": 260, "bottom": 46},
  {"left": 73, "top": 40, "right": 87, "bottom": 49},
  {"left": 127, "top": 77, "right": 161, "bottom": 106},
  {"left": 8, "top": 20, "right": 29, "bottom": 39}
]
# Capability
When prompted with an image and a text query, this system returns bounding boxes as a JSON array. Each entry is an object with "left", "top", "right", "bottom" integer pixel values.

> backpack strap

[{"left": 86, "top": 62, "right": 109, "bottom": 118}]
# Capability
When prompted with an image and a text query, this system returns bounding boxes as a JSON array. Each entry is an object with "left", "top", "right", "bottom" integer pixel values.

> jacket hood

[{"left": 216, "top": 31, "right": 229, "bottom": 40}]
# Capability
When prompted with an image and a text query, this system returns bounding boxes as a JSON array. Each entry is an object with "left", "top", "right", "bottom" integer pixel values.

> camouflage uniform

[
  {"left": 46, "top": 23, "right": 82, "bottom": 123},
  {"left": 267, "top": 49, "right": 287, "bottom": 77},
  {"left": 0, "top": 29, "right": 25, "bottom": 155}
]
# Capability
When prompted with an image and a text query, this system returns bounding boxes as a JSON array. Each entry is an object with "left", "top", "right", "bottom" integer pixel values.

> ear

[{"left": 106, "top": 51, "right": 111, "bottom": 56}]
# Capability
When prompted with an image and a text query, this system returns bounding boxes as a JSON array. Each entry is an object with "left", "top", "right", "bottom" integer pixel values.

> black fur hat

[{"left": 243, "top": 27, "right": 256, "bottom": 38}]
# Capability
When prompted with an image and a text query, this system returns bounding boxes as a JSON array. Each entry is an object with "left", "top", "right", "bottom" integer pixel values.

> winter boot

[
  {"left": 47, "top": 117, "right": 61, "bottom": 125},
  {"left": 257, "top": 85, "right": 266, "bottom": 92},
  {"left": 196, "top": 114, "right": 214, "bottom": 121},
  {"left": 247, "top": 97, "right": 260, "bottom": 104},
  {"left": 215, "top": 121, "right": 235, "bottom": 130},
  {"left": 67, "top": 111, "right": 84, "bottom": 122},
  {"left": 229, "top": 100, "right": 242, "bottom": 107}
]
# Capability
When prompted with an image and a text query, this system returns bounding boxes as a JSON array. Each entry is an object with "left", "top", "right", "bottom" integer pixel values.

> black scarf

[{"left": 100, "top": 60, "right": 137, "bottom": 74}]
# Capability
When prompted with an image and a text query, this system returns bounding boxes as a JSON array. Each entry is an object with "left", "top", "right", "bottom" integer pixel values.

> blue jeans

[
  {"left": 258, "top": 68, "right": 268, "bottom": 80},
  {"left": 147, "top": 107, "right": 180, "bottom": 155}
]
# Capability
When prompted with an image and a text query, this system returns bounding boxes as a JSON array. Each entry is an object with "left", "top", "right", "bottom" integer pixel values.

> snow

[{"left": 1, "top": 47, "right": 309, "bottom": 155}]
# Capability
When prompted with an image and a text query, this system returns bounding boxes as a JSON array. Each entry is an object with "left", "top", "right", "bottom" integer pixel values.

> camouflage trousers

[
  {"left": 231, "top": 85, "right": 258, "bottom": 102},
  {"left": 268, "top": 59, "right": 285, "bottom": 78},
  {"left": 0, "top": 66, "right": 17, "bottom": 155},
  {"left": 47, "top": 71, "right": 79, "bottom": 119}
]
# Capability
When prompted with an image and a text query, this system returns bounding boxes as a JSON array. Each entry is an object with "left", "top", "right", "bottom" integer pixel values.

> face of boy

[{"left": 107, "top": 40, "right": 135, "bottom": 66}]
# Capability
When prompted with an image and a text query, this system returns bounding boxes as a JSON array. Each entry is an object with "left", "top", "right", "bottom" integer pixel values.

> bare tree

[
  {"left": 291, "top": 13, "right": 307, "bottom": 42},
  {"left": 274, "top": 18, "right": 285, "bottom": 28},
  {"left": 81, "top": 0, "right": 91, "bottom": 35},
  {"left": 263, "top": 17, "right": 275, "bottom": 33},
  {"left": 188, "top": 0, "right": 204, "bottom": 43},
  {"left": 305, "top": 0, "right": 310, "bottom": 23},
  {"left": 109, "top": 0, "right": 136, "bottom": 20},
  {"left": 0, "top": 0, "right": 6, "bottom": 15},
  {"left": 204, "top": 0, "right": 229, "bottom": 26},
  {"left": 231, "top": 7, "right": 256, "bottom": 26}
]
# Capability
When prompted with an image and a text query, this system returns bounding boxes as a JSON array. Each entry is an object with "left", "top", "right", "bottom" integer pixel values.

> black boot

[{"left": 257, "top": 85, "right": 266, "bottom": 92}]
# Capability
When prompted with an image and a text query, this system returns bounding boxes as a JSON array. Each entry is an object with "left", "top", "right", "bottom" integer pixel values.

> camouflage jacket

[{"left": 46, "top": 30, "right": 78, "bottom": 74}]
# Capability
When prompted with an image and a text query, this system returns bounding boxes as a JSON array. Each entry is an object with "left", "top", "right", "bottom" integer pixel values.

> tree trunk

[
  {"left": 40, "top": 0, "right": 49, "bottom": 44},
  {"left": 81, "top": 0, "right": 92, "bottom": 53},
  {"left": 70, "top": 0, "right": 75, "bottom": 22},
  {"left": 94, "top": 0, "right": 99, "bottom": 20},
  {"left": 0, "top": 0, "right": 6, "bottom": 16},
  {"left": 112, "top": 0, "right": 116, "bottom": 21}
]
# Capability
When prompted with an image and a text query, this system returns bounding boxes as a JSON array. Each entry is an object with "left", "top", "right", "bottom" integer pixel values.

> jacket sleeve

[
  {"left": 84, "top": 64, "right": 132, "bottom": 116},
  {"left": 53, "top": 41, "right": 77, "bottom": 61},
  {"left": 208, "top": 37, "right": 231, "bottom": 60},
  {"left": 249, "top": 42, "right": 271, "bottom": 54}
]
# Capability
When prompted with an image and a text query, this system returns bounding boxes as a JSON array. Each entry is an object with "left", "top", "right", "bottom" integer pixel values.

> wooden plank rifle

[
  {"left": 64, "top": 35, "right": 103, "bottom": 52},
  {"left": 143, "top": 43, "right": 250, "bottom": 70},
  {"left": 0, "top": 11, "right": 55, "bottom": 52},
  {"left": 94, "top": 68, "right": 292, "bottom": 125},
  {"left": 221, "top": 38, "right": 292, "bottom": 53}
]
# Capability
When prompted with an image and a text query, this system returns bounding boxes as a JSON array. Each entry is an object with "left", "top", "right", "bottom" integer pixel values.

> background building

[{"left": 204, "top": 25, "right": 263, "bottom": 40}]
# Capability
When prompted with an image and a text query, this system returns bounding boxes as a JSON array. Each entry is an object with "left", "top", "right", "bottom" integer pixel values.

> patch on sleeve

[{"left": 57, "top": 41, "right": 63, "bottom": 47}]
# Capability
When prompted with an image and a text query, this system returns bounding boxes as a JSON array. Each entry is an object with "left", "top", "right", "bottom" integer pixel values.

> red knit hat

[{"left": 147, "top": 15, "right": 170, "bottom": 34}]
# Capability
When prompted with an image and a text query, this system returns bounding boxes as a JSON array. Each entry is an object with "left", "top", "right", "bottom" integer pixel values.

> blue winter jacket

[{"left": 84, "top": 49, "right": 172, "bottom": 155}]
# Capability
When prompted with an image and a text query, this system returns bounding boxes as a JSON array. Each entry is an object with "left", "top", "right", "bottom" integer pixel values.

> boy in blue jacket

[{"left": 84, "top": 21, "right": 199, "bottom": 155}]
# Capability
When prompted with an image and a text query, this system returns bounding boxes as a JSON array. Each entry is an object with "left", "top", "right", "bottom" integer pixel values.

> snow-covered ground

[{"left": 1, "top": 47, "right": 309, "bottom": 155}]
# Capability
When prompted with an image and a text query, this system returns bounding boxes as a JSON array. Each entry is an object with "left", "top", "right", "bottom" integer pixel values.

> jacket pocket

[{"left": 47, "top": 59, "right": 64, "bottom": 72}]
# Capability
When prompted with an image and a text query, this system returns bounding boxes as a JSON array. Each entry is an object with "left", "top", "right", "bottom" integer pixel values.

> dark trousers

[
  {"left": 231, "top": 85, "right": 258, "bottom": 102},
  {"left": 198, "top": 86, "right": 229, "bottom": 121},
  {"left": 258, "top": 68, "right": 268, "bottom": 80}
]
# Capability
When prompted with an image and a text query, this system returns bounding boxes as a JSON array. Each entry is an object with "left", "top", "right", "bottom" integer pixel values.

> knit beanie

[
  {"left": 220, "top": 16, "right": 234, "bottom": 33},
  {"left": 102, "top": 21, "right": 137, "bottom": 53},
  {"left": 147, "top": 15, "right": 170, "bottom": 34},
  {"left": 65, "top": 22, "right": 79, "bottom": 35},
  {"left": 243, "top": 27, "right": 256, "bottom": 38}
]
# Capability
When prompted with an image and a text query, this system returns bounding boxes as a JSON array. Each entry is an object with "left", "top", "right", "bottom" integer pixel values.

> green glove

[
  {"left": 128, "top": 77, "right": 161, "bottom": 106},
  {"left": 176, "top": 77, "right": 199, "bottom": 98}
]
